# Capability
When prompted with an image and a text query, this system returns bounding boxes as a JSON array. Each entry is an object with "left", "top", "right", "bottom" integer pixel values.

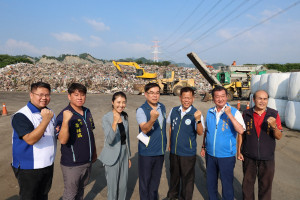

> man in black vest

[{"left": 237, "top": 90, "right": 283, "bottom": 200}]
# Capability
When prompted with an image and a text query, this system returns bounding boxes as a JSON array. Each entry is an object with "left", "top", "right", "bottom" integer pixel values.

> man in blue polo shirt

[
  {"left": 11, "top": 82, "right": 56, "bottom": 200},
  {"left": 200, "top": 86, "right": 245, "bottom": 200},
  {"left": 56, "top": 83, "right": 97, "bottom": 200},
  {"left": 136, "top": 82, "right": 167, "bottom": 200},
  {"left": 167, "top": 87, "right": 204, "bottom": 200}
]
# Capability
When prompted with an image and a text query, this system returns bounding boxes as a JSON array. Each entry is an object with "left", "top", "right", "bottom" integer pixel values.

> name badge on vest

[{"left": 185, "top": 119, "right": 191, "bottom": 125}]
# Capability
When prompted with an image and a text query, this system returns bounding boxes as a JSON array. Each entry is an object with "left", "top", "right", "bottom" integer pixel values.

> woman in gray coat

[{"left": 99, "top": 91, "right": 131, "bottom": 200}]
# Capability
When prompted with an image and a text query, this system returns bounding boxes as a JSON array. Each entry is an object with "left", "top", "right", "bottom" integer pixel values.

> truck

[
  {"left": 112, "top": 61, "right": 157, "bottom": 79},
  {"left": 153, "top": 70, "right": 195, "bottom": 96},
  {"left": 187, "top": 52, "right": 266, "bottom": 101}
]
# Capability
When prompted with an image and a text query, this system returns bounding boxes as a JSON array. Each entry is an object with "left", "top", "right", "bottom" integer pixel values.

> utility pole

[{"left": 152, "top": 40, "right": 160, "bottom": 62}]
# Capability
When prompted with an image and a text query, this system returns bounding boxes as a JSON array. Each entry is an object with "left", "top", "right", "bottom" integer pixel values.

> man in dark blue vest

[
  {"left": 166, "top": 87, "right": 204, "bottom": 200},
  {"left": 237, "top": 90, "right": 283, "bottom": 200},
  {"left": 136, "top": 82, "right": 167, "bottom": 200}
]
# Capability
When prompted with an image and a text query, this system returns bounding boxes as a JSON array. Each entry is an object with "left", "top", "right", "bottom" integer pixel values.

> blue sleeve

[
  {"left": 136, "top": 108, "right": 147, "bottom": 125},
  {"left": 12, "top": 113, "right": 34, "bottom": 139}
]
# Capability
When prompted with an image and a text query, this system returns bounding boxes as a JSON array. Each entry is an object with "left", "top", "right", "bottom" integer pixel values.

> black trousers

[
  {"left": 138, "top": 155, "right": 164, "bottom": 200},
  {"left": 242, "top": 156, "right": 275, "bottom": 200},
  {"left": 12, "top": 164, "right": 54, "bottom": 200},
  {"left": 167, "top": 153, "right": 196, "bottom": 200}
]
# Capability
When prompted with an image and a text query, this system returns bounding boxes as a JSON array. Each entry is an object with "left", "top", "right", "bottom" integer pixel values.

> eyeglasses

[
  {"left": 32, "top": 92, "right": 51, "bottom": 98},
  {"left": 147, "top": 92, "right": 160, "bottom": 95}
]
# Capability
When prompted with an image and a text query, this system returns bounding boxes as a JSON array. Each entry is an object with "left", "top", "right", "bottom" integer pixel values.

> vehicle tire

[
  {"left": 227, "top": 90, "right": 234, "bottom": 101},
  {"left": 173, "top": 86, "right": 182, "bottom": 96},
  {"left": 242, "top": 89, "right": 251, "bottom": 100}
]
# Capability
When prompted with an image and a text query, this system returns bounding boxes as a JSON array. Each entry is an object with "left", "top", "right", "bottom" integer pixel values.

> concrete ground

[{"left": 0, "top": 92, "right": 299, "bottom": 200}]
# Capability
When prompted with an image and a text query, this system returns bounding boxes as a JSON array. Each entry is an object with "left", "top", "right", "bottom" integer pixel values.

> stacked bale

[
  {"left": 285, "top": 72, "right": 300, "bottom": 130},
  {"left": 266, "top": 73, "right": 290, "bottom": 124}
]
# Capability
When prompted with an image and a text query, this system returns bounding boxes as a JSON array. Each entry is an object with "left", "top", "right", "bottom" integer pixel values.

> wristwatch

[{"left": 196, "top": 120, "right": 202, "bottom": 124}]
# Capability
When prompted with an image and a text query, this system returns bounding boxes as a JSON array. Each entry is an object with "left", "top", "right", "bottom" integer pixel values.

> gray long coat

[{"left": 99, "top": 111, "right": 131, "bottom": 166}]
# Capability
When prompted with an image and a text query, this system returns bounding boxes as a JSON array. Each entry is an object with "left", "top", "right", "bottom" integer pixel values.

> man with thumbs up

[
  {"left": 166, "top": 87, "right": 204, "bottom": 200},
  {"left": 136, "top": 83, "right": 167, "bottom": 200}
]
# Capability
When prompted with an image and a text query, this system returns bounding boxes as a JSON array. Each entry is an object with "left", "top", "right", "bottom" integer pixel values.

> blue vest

[
  {"left": 170, "top": 105, "right": 198, "bottom": 156},
  {"left": 206, "top": 104, "right": 238, "bottom": 158},
  {"left": 12, "top": 102, "right": 56, "bottom": 169},
  {"left": 138, "top": 101, "right": 167, "bottom": 156}
]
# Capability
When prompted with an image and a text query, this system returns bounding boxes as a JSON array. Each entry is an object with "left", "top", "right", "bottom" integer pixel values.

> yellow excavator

[{"left": 112, "top": 61, "right": 157, "bottom": 79}]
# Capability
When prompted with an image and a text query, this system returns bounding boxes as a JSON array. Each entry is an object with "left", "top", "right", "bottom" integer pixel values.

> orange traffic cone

[
  {"left": 246, "top": 102, "right": 250, "bottom": 110},
  {"left": 237, "top": 100, "right": 241, "bottom": 111},
  {"left": 2, "top": 103, "right": 8, "bottom": 116}
]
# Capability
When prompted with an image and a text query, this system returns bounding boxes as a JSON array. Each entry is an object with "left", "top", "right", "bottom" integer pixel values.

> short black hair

[
  {"left": 68, "top": 83, "right": 87, "bottom": 94},
  {"left": 180, "top": 87, "right": 194, "bottom": 96},
  {"left": 144, "top": 82, "right": 160, "bottom": 93},
  {"left": 31, "top": 82, "right": 51, "bottom": 92},
  {"left": 212, "top": 85, "right": 227, "bottom": 98},
  {"left": 253, "top": 90, "right": 269, "bottom": 100}
]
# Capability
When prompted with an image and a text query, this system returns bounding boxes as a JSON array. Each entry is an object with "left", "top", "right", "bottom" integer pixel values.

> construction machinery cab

[{"left": 153, "top": 70, "right": 195, "bottom": 96}]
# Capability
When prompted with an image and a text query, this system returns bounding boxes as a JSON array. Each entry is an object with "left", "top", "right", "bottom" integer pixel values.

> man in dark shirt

[
  {"left": 11, "top": 82, "right": 56, "bottom": 200},
  {"left": 56, "top": 83, "right": 97, "bottom": 200},
  {"left": 237, "top": 90, "right": 283, "bottom": 200}
]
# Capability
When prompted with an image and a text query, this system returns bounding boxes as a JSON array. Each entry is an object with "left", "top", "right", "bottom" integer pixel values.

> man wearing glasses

[
  {"left": 136, "top": 82, "right": 167, "bottom": 200},
  {"left": 11, "top": 82, "right": 56, "bottom": 200}
]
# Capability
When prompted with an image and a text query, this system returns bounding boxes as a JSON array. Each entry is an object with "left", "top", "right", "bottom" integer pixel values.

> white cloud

[
  {"left": 3, "top": 39, "right": 41, "bottom": 55},
  {"left": 109, "top": 41, "right": 151, "bottom": 58},
  {"left": 0, "top": 39, "right": 59, "bottom": 56},
  {"left": 217, "top": 29, "right": 233, "bottom": 39},
  {"left": 86, "top": 19, "right": 110, "bottom": 31},
  {"left": 88, "top": 35, "right": 105, "bottom": 47},
  {"left": 52, "top": 32, "right": 82, "bottom": 42}
]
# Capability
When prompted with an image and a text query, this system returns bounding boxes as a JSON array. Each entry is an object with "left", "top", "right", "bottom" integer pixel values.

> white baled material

[
  {"left": 288, "top": 72, "right": 300, "bottom": 102},
  {"left": 285, "top": 101, "right": 300, "bottom": 131},
  {"left": 267, "top": 73, "right": 290, "bottom": 99},
  {"left": 250, "top": 75, "right": 261, "bottom": 94},
  {"left": 259, "top": 74, "right": 269, "bottom": 92},
  {"left": 267, "top": 98, "right": 288, "bottom": 123}
]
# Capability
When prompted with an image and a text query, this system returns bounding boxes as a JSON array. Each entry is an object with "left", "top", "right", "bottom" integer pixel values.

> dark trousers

[
  {"left": 12, "top": 164, "right": 54, "bottom": 200},
  {"left": 61, "top": 162, "right": 92, "bottom": 200},
  {"left": 167, "top": 153, "right": 196, "bottom": 200},
  {"left": 138, "top": 154, "right": 164, "bottom": 200},
  {"left": 242, "top": 156, "right": 275, "bottom": 200},
  {"left": 205, "top": 154, "right": 236, "bottom": 200}
]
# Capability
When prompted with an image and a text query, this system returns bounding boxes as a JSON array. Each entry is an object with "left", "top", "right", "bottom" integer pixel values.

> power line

[
  {"left": 173, "top": 0, "right": 249, "bottom": 54},
  {"left": 163, "top": 0, "right": 223, "bottom": 49},
  {"left": 183, "top": 0, "right": 262, "bottom": 50},
  {"left": 159, "top": 0, "right": 206, "bottom": 46},
  {"left": 198, "top": 0, "right": 300, "bottom": 53}
]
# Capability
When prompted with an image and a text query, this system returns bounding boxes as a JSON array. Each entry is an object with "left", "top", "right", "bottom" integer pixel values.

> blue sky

[{"left": 0, "top": 0, "right": 299, "bottom": 65}]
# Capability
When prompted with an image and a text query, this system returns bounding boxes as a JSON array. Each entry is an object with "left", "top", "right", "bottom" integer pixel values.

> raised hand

[
  {"left": 113, "top": 110, "right": 121, "bottom": 123},
  {"left": 267, "top": 116, "right": 277, "bottom": 129},
  {"left": 41, "top": 108, "right": 54, "bottom": 122},
  {"left": 150, "top": 109, "right": 159, "bottom": 121},
  {"left": 194, "top": 110, "right": 202, "bottom": 121},
  {"left": 224, "top": 105, "right": 231, "bottom": 116},
  {"left": 63, "top": 110, "right": 73, "bottom": 122}
]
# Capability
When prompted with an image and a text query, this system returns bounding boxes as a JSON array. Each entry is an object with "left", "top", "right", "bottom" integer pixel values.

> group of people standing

[{"left": 11, "top": 81, "right": 282, "bottom": 200}]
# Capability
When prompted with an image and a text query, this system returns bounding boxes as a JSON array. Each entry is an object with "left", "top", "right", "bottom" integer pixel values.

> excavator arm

[{"left": 112, "top": 61, "right": 157, "bottom": 79}]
